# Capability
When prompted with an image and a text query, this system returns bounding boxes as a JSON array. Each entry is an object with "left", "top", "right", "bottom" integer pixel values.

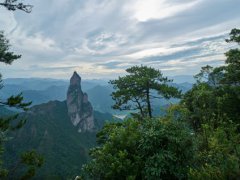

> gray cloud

[
  {"left": 0, "top": 0, "right": 239, "bottom": 79},
  {"left": 142, "top": 47, "right": 202, "bottom": 63}
]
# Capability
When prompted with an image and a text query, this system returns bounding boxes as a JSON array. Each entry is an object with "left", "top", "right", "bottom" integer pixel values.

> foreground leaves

[{"left": 82, "top": 118, "right": 194, "bottom": 179}]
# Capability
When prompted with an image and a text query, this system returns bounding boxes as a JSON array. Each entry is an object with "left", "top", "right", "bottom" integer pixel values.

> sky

[{"left": 0, "top": 0, "right": 240, "bottom": 79}]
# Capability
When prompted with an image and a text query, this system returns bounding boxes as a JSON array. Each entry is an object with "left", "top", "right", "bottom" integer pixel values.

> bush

[{"left": 82, "top": 118, "right": 194, "bottom": 179}]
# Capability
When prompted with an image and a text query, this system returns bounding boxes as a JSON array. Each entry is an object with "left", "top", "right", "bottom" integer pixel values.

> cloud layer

[{"left": 0, "top": 0, "right": 239, "bottom": 79}]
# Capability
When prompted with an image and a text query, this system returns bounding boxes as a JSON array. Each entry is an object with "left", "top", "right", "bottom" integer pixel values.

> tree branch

[{"left": 0, "top": 0, "right": 33, "bottom": 13}]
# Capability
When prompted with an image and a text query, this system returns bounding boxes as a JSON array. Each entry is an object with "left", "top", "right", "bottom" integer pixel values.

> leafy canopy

[
  {"left": 0, "top": 31, "right": 42, "bottom": 179},
  {"left": 82, "top": 118, "right": 194, "bottom": 179},
  {"left": 110, "top": 65, "right": 181, "bottom": 118},
  {"left": 82, "top": 28, "right": 240, "bottom": 179},
  {"left": 181, "top": 28, "right": 240, "bottom": 179}
]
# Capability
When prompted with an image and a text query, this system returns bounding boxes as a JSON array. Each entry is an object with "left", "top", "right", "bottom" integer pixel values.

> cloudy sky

[{"left": 0, "top": 0, "right": 239, "bottom": 79}]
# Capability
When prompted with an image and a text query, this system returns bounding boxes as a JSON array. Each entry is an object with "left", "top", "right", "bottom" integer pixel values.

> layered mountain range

[
  {"left": 3, "top": 72, "right": 115, "bottom": 179},
  {"left": 1, "top": 72, "right": 195, "bottom": 178},
  {"left": 1, "top": 76, "right": 193, "bottom": 114}
]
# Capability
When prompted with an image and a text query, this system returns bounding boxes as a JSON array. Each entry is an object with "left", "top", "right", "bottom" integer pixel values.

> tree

[
  {"left": 0, "top": 31, "right": 29, "bottom": 177},
  {"left": 180, "top": 28, "right": 240, "bottom": 178},
  {"left": 0, "top": 31, "right": 43, "bottom": 179},
  {"left": 0, "top": 32, "right": 30, "bottom": 113},
  {"left": 0, "top": 31, "right": 30, "bottom": 113},
  {"left": 220, "top": 28, "right": 240, "bottom": 85},
  {"left": 226, "top": 28, "right": 240, "bottom": 44},
  {"left": 188, "top": 120, "right": 240, "bottom": 179},
  {"left": 194, "top": 65, "right": 223, "bottom": 86},
  {"left": 109, "top": 65, "right": 181, "bottom": 118},
  {"left": 81, "top": 28, "right": 240, "bottom": 179},
  {"left": 0, "top": 31, "right": 21, "bottom": 64},
  {"left": 182, "top": 29, "right": 240, "bottom": 131},
  {"left": 0, "top": 0, "right": 33, "bottom": 13},
  {"left": 82, "top": 117, "right": 194, "bottom": 179},
  {"left": 9, "top": 150, "right": 44, "bottom": 180},
  {"left": 0, "top": 5, "right": 43, "bottom": 179}
]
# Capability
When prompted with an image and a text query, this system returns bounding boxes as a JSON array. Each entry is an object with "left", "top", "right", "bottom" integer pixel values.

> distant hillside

[
  {"left": 1, "top": 78, "right": 108, "bottom": 106},
  {"left": 170, "top": 75, "right": 195, "bottom": 84},
  {"left": 87, "top": 85, "right": 114, "bottom": 113},
  {"left": 3, "top": 78, "right": 107, "bottom": 91},
  {"left": 3, "top": 100, "right": 114, "bottom": 179},
  {"left": 170, "top": 82, "right": 193, "bottom": 93},
  {"left": 1, "top": 78, "right": 193, "bottom": 113},
  {"left": 3, "top": 78, "right": 69, "bottom": 91},
  {"left": 0, "top": 106, "right": 16, "bottom": 116},
  {"left": 1, "top": 75, "right": 193, "bottom": 178}
]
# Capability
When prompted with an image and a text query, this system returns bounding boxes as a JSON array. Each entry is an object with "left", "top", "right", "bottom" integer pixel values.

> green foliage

[
  {"left": 7, "top": 150, "right": 44, "bottom": 180},
  {"left": 183, "top": 83, "right": 240, "bottom": 131},
  {"left": 139, "top": 118, "right": 194, "bottom": 179},
  {"left": 0, "top": 31, "right": 21, "bottom": 65},
  {"left": 82, "top": 118, "right": 194, "bottom": 179},
  {"left": 182, "top": 28, "right": 240, "bottom": 131},
  {"left": 82, "top": 28, "right": 240, "bottom": 179},
  {"left": 226, "top": 28, "right": 240, "bottom": 44},
  {"left": 221, "top": 47, "right": 240, "bottom": 85},
  {"left": 0, "top": 31, "right": 43, "bottom": 179},
  {"left": 215, "top": 28, "right": 240, "bottom": 86},
  {"left": 194, "top": 65, "right": 222, "bottom": 85},
  {"left": 21, "top": 150, "right": 44, "bottom": 168},
  {"left": 189, "top": 121, "right": 240, "bottom": 179},
  {"left": 110, "top": 65, "right": 181, "bottom": 118},
  {"left": 0, "top": 31, "right": 32, "bottom": 178},
  {"left": 0, "top": 31, "right": 29, "bottom": 113},
  {"left": 82, "top": 119, "right": 141, "bottom": 179},
  {"left": 3, "top": 101, "right": 113, "bottom": 179},
  {"left": 181, "top": 28, "right": 240, "bottom": 178}
]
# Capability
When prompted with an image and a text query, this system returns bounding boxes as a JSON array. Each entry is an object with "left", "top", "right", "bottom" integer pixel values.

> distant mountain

[
  {"left": 1, "top": 78, "right": 108, "bottom": 105},
  {"left": 3, "top": 78, "right": 69, "bottom": 91},
  {"left": 67, "top": 72, "right": 96, "bottom": 132},
  {"left": 170, "top": 82, "right": 193, "bottom": 93},
  {"left": 2, "top": 72, "right": 116, "bottom": 179},
  {"left": 1, "top": 77, "right": 193, "bottom": 113},
  {"left": 3, "top": 78, "right": 107, "bottom": 92},
  {"left": 0, "top": 106, "right": 16, "bottom": 116},
  {"left": 4, "top": 100, "right": 113, "bottom": 179},
  {"left": 87, "top": 85, "right": 114, "bottom": 113},
  {"left": 0, "top": 85, "right": 68, "bottom": 105},
  {"left": 1, "top": 74, "right": 194, "bottom": 178},
  {"left": 0, "top": 84, "right": 27, "bottom": 97},
  {"left": 170, "top": 75, "right": 196, "bottom": 84}
]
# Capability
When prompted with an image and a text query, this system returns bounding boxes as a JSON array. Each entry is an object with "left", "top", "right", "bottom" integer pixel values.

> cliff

[{"left": 67, "top": 71, "right": 95, "bottom": 132}]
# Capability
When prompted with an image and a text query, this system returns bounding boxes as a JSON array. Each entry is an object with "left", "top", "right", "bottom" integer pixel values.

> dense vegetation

[
  {"left": 3, "top": 101, "right": 111, "bottom": 179},
  {"left": 1, "top": 1, "right": 239, "bottom": 178},
  {"left": 0, "top": 31, "right": 43, "bottom": 179},
  {"left": 0, "top": 4, "right": 44, "bottom": 178},
  {"left": 81, "top": 29, "right": 240, "bottom": 179}
]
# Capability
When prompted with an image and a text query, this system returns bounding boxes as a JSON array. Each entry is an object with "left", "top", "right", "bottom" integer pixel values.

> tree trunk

[
  {"left": 136, "top": 99, "right": 144, "bottom": 118},
  {"left": 146, "top": 82, "right": 152, "bottom": 118}
]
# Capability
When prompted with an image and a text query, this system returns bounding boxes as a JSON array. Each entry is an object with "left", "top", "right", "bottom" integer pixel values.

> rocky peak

[
  {"left": 67, "top": 72, "right": 95, "bottom": 132},
  {"left": 70, "top": 71, "right": 81, "bottom": 86}
]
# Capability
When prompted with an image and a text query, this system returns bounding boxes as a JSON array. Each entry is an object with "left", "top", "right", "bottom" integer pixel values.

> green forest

[
  {"left": 80, "top": 29, "right": 240, "bottom": 179},
  {"left": 0, "top": 0, "right": 240, "bottom": 179}
]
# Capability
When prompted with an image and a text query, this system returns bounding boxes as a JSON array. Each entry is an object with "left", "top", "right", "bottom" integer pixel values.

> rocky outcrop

[{"left": 67, "top": 71, "right": 95, "bottom": 132}]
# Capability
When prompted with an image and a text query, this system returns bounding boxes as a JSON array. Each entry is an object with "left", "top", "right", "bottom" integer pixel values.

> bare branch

[{"left": 0, "top": 0, "right": 33, "bottom": 13}]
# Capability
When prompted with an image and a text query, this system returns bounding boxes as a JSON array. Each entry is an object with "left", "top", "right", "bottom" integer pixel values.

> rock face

[{"left": 67, "top": 71, "right": 95, "bottom": 132}]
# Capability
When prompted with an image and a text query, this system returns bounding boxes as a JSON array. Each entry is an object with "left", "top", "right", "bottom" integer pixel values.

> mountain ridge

[{"left": 2, "top": 72, "right": 116, "bottom": 179}]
